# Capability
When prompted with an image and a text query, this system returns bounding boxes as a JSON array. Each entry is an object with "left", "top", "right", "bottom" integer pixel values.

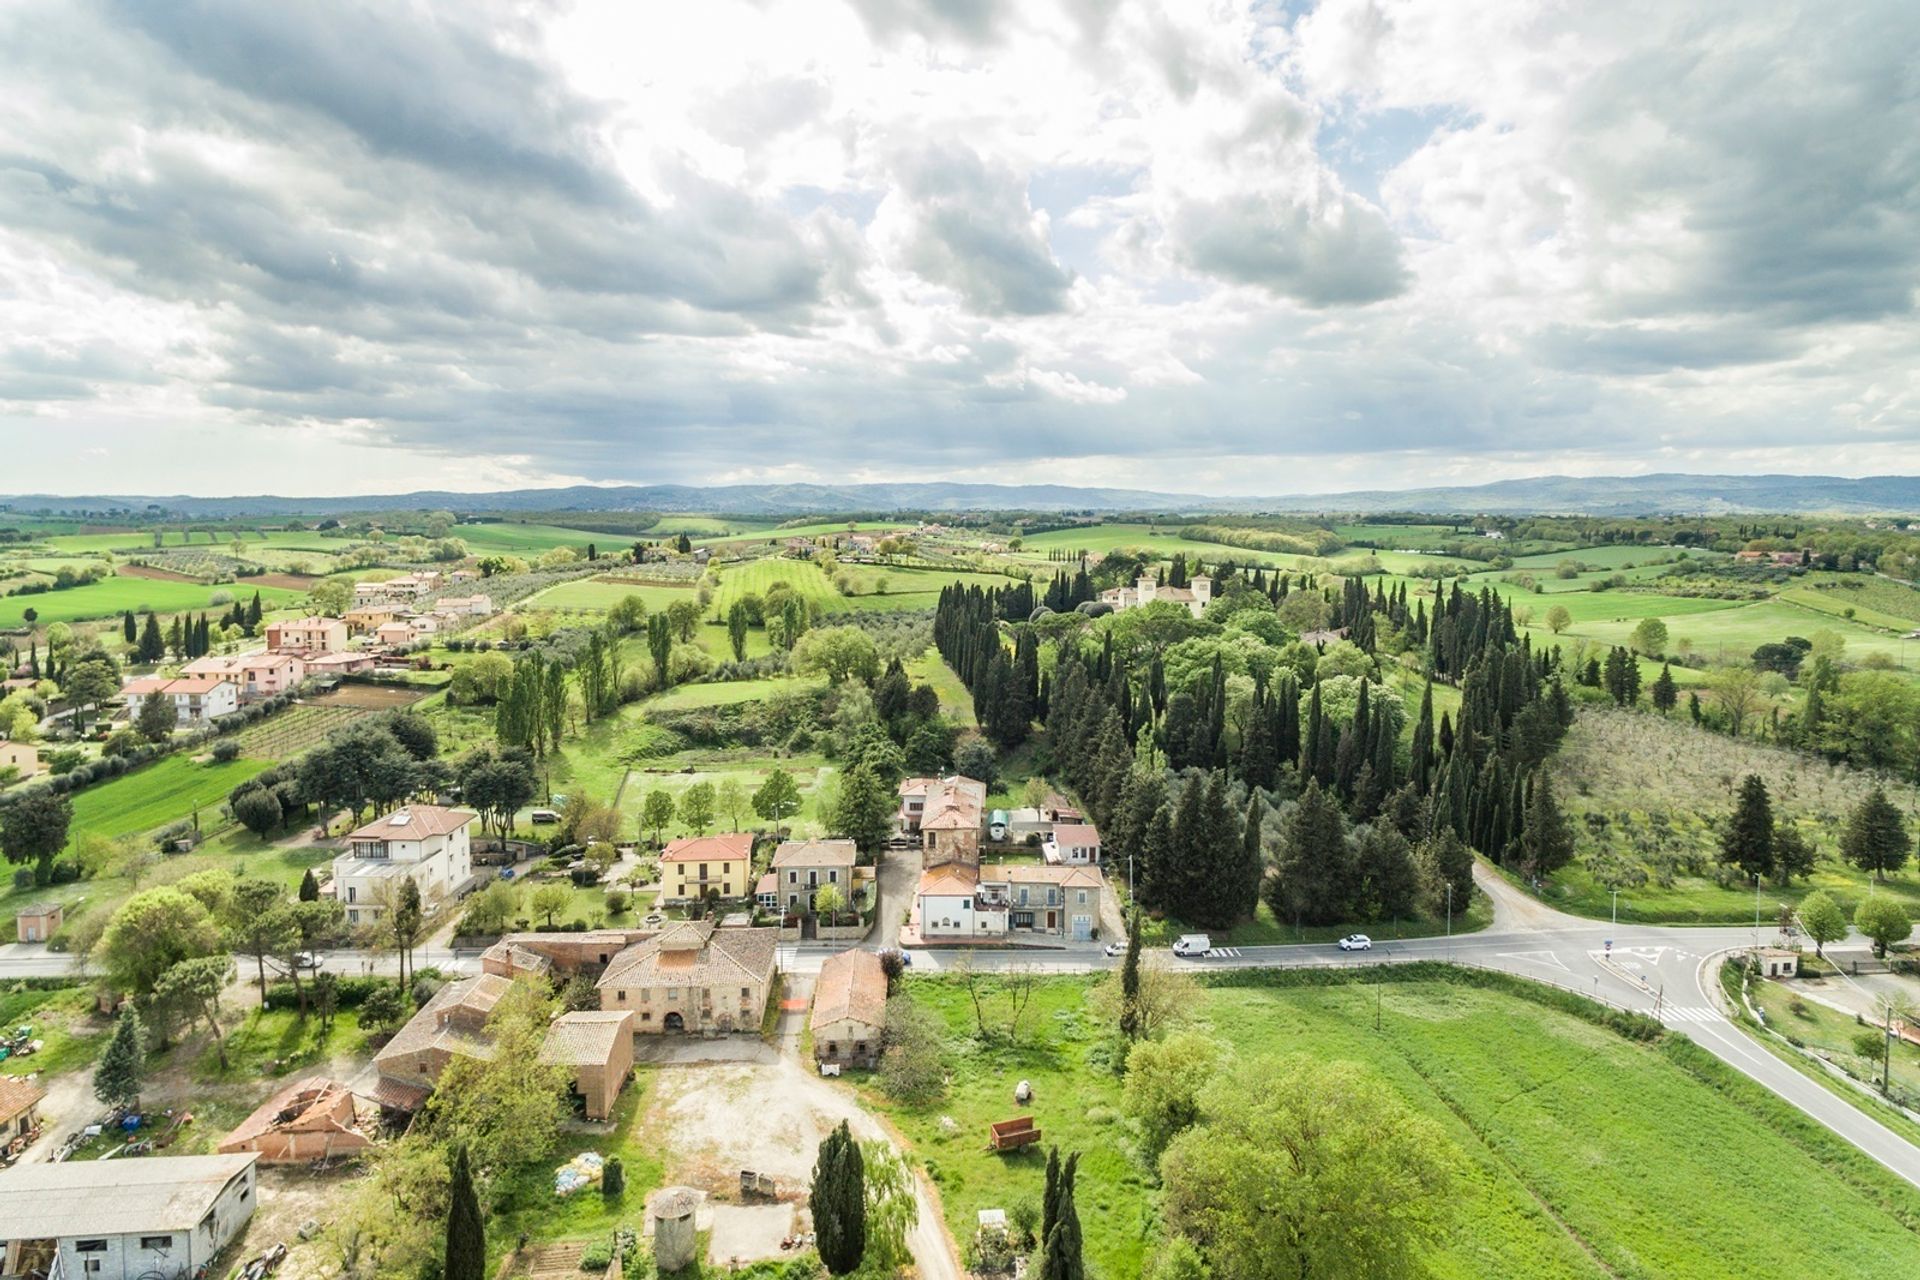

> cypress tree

[
  {"left": 1042, "top": 1146, "right": 1062, "bottom": 1244},
  {"left": 812, "top": 1120, "right": 866, "bottom": 1274},
  {"left": 1651, "top": 663, "right": 1677, "bottom": 713},
  {"left": 1119, "top": 909, "right": 1143, "bottom": 1039},
  {"left": 1411, "top": 682, "right": 1434, "bottom": 794},
  {"left": 1038, "top": 1151, "right": 1084, "bottom": 1280},
  {"left": 298, "top": 868, "right": 320, "bottom": 902},
  {"left": 445, "top": 1144, "right": 485, "bottom": 1280},
  {"left": 122, "top": 610, "right": 137, "bottom": 644}
]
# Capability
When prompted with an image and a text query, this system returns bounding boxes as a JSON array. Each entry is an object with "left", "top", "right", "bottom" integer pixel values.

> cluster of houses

[
  {"left": 110, "top": 578, "right": 494, "bottom": 728},
  {"left": 900, "top": 776, "right": 1106, "bottom": 944}
]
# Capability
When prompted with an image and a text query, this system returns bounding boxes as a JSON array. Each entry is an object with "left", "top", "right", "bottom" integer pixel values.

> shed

[
  {"left": 15, "top": 902, "right": 61, "bottom": 943},
  {"left": 539, "top": 1009, "right": 636, "bottom": 1120},
  {"left": 1758, "top": 948, "right": 1799, "bottom": 978},
  {"left": 0, "top": 1153, "right": 259, "bottom": 1277},
  {"left": 216, "top": 1077, "right": 372, "bottom": 1163},
  {"left": 811, "top": 949, "right": 888, "bottom": 1069},
  {"left": 0, "top": 1076, "right": 46, "bottom": 1150}
]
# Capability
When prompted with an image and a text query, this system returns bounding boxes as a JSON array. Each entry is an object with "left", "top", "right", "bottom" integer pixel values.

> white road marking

[
  {"left": 1661, "top": 1006, "right": 1722, "bottom": 1024},
  {"left": 1208, "top": 947, "right": 1242, "bottom": 958},
  {"left": 1498, "top": 950, "right": 1570, "bottom": 972}
]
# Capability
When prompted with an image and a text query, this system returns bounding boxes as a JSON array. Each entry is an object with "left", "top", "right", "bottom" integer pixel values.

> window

[
  {"left": 616, "top": 990, "right": 627, "bottom": 1002},
  {"left": 829, "top": 870, "right": 838, "bottom": 883},
  {"left": 76, "top": 1242, "right": 107, "bottom": 1254},
  {"left": 346, "top": 886, "right": 357, "bottom": 903},
  {"left": 789, "top": 871, "right": 798, "bottom": 884},
  {"left": 140, "top": 1236, "right": 175, "bottom": 1249},
  {"left": 828, "top": 1041, "right": 839, "bottom": 1056},
  {"left": 699, "top": 863, "right": 709, "bottom": 879},
  {"left": 84, "top": 1263, "right": 102, "bottom": 1274},
  {"left": 741, "top": 986, "right": 750, "bottom": 999},
  {"left": 641, "top": 1012, "right": 652, "bottom": 1022},
  {"left": 1077, "top": 890, "right": 1087, "bottom": 905},
  {"left": 855, "top": 1041, "right": 867, "bottom": 1056}
]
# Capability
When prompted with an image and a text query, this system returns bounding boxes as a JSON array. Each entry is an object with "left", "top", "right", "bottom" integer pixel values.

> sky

[{"left": 0, "top": 0, "right": 1916, "bottom": 499}]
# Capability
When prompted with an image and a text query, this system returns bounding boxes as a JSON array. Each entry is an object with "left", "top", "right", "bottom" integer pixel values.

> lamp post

[
  {"left": 1445, "top": 882, "right": 1453, "bottom": 964},
  {"left": 1752, "top": 874, "right": 1761, "bottom": 952},
  {"left": 1612, "top": 886, "right": 1619, "bottom": 927}
]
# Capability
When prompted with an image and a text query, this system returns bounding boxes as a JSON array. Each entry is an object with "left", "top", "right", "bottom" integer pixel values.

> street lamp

[
  {"left": 1445, "top": 882, "right": 1453, "bottom": 964},
  {"left": 1611, "top": 886, "right": 1619, "bottom": 926}
]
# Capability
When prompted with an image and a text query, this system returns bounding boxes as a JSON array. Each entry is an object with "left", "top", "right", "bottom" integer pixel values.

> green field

[
  {"left": 529, "top": 577, "right": 697, "bottom": 613},
  {"left": 643, "top": 675, "right": 824, "bottom": 711},
  {"left": 64, "top": 754, "right": 270, "bottom": 853},
  {"left": 0, "top": 575, "right": 304, "bottom": 629},
  {"left": 1013, "top": 523, "right": 1305, "bottom": 567},
  {"left": 905, "top": 646, "right": 976, "bottom": 727},
  {"left": 619, "top": 756, "right": 838, "bottom": 840},
  {"left": 453, "top": 521, "right": 610, "bottom": 553},
  {"left": 231, "top": 703, "right": 368, "bottom": 760},
  {"left": 711, "top": 558, "right": 845, "bottom": 614},
  {"left": 864, "top": 971, "right": 1920, "bottom": 1279}
]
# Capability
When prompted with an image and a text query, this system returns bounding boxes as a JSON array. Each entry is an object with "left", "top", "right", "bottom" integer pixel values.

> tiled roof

[
  {"left": 918, "top": 865, "right": 980, "bottom": 897},
  {"left": 771, "top": 838, "right": 858, "bottom": 869},
  {"left": 219, "top": 1077, "right": 358, "bottom": 1145},
  {"left": 1050, "top": 823, "right": 1101, "bottom": 847},
  {"left": 597, "top": 925, "right": 779, "bottom": 992},
  {"left": 920, "top": 776, "right": 986, "bottom": 831},
  {"left": 660, "top": 832, "right": 753, "bottom": 864},
  {"left": 347, "top": 804, "right": 477, "bottom": 841},
  {"left": 372, "top": 973, "right": 513, "bottom": 1071},
  {"left": 0, "top": 1075, "right": 45, "bottom": 1123},
  {"left": 811, "top": 950, "right": 887, "bottom": 1032},
  {"left": 1003, "top": 864, "right": 1103, "bottom": 888},
  {"left": 539, "top": 1010, "right": 634, "bottom": 1066}
]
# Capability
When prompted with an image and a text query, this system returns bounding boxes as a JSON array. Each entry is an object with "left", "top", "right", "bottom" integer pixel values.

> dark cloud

[
  {"left": 1174, "top": 190, "right": 1407, "bottom": 306},
  {"left": 896, "top": 144, "right": 1075, "bottom": 315},
  {"left": 847, "top": 0, "right": 1009, "bottom": 46}
]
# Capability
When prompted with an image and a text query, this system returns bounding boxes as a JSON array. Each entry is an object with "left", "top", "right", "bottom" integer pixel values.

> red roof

[{"left": 661, "top": 833, "right": 753, "bottom": 864}]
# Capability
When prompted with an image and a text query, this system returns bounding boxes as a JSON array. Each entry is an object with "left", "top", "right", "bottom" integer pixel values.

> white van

[{"left": 1172, "top": 934, "right": 1211, "bottom": 957}]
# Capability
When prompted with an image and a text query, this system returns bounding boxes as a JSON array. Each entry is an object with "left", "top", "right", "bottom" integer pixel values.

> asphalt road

[{"left": 9, "top": 866, "right": 1918, "bottom": 1189}]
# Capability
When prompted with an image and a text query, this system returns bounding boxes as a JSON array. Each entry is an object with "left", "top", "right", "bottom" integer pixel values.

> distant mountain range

[{"left": 4, "top": 474, "right": 1919, "bottom": 519}]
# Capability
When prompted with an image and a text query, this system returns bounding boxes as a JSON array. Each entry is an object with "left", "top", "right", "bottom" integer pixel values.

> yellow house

[{"left": 660, "top": 833, "right": 753, "bottom": 903}]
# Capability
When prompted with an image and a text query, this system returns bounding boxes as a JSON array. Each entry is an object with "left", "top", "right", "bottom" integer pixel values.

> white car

[
  {"left": 1337, "top": 934, "right": 1373, "bottom": 952},
  {"left": 1103, "top": 942, "right": 1125, "bottom": 958}
]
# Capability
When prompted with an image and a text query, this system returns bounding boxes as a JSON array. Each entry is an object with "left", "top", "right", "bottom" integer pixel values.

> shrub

[
  {"left": 209, "top": 739, "right": 241, "bottom": 762},
  {"left": 603, "top": 1156, "right": 624, "bottom": 1198},
  {"left": 579, "top": 1240, "right": 613, "bottom": 1273},
  {"left": 604, "top": 888, "right": 630, "bottom": 915}
]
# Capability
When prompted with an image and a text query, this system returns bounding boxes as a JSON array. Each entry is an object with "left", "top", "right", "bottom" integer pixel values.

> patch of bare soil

[
  {"left": 308, "top": 683, "right": 427, "bottom": 709},
  {"left": 253, "top": 573, "right": 320, "bottom": 590}
]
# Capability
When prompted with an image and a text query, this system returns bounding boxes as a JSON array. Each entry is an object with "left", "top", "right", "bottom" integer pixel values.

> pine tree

[
  {"left": 245, "top": 590, "right": 263, "bottom": 633},
  {"left": 1651, "top": 663, "right": 1678, "bottom": 713},
  {"left": 1842, "top": 786, "right": 1913, "bottom": 883},
  {"left": 1719, "top": 774, "right": 1775, "bottom": 880},
  {"left": 95, "top": 1005, "right": 146, "bottom": 1110},
  {"left": 1517, "top": 771, "right": 1576, "bottom": 882},
  {"left": 812, "top": 1120, "right": 867, "bottom": 1274},
  {"left": 445, "top": 1144, "right": 485, "bottom": 1280}
]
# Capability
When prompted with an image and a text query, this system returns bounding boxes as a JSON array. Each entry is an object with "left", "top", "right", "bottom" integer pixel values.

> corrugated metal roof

[{"left": 0, "top": 1153, "right": 256, "bottom": 1235}]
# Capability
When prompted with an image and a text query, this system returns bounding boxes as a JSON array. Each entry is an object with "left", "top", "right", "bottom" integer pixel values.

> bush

[
  {"left": 603, "top": 1156, "right": 624, "bottom": 1197},
  {"left": 579, "top": 1240, "right": 613, "bottom": 1273},
  {"left": 604, "top": 888, "right": 630, "bottom": 915},
  {"left": 209, "top": 739, "right": 242, "bottom": 762},
  {"left": 357, "top": 984, "right": 407, "bottom": 1033}
]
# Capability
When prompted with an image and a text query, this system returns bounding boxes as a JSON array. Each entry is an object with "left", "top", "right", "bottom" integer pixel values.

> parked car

[
  {"left": 292, "top": 952, "right": 323, "bottom": 970},
  {"left": 1172, "top": 934, "right": 1211, "bottom": 957},
  {"left": 1103, "top": 941, "right": 1125, "bottom": 958},
  {"left": 529, "top": 808, "right": 560, "bottom": 825},
  {"left": 1337, "top": 934, "right": 1373, "bottom": 951}
]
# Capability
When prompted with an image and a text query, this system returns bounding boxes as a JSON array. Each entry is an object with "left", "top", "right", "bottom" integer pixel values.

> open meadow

[
  {"left": 0, "top": 574, "right": 305, "bottom": 628},
  {"left": 863, "top": 969, "right": 1920, "bottom": 1280}
]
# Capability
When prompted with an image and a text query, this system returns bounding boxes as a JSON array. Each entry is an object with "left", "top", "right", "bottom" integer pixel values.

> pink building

[{"left": 267, "top": 617, "right": 349, "bottom": 652}]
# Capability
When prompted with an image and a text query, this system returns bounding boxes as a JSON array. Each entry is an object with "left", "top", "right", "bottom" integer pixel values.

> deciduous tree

[{"left": 1797, "top": 890, "right": 1847, "bottom": 957}]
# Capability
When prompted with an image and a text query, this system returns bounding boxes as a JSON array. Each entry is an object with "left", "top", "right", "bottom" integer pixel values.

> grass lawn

[
  {"left": 643, "top": 676, "right": 824, "bottom": 712},
  {"left": 530, "top": 577, "right": 697, "bottom": 613},
  {"left": 1746, "top": 974, "right": 1920, "bottom": 1098},
  {"left": 0, "top": 985, "right": 109, "bottom": 1079},
  {"left": 905, "top": 646, "right": 976, "bottom": 727},
  {"left": 0, "top": 576, "right": 304, "bottom": 629},
  {"left": 712, "top": 558, "right": 845, "bottom": 615},
  {"left": 620, "top": 756, "right": 838, "bottom": 841},
  {"left": 1131, "top": 892, "right": 1493, "bottom": 947},
  {"left": 198, "top": 1006, "right": 372, "bottom": 1084},
  {"left": 487, "top": 1071, "right": 666, "bottom": 1253},
  {"left": 864, "top": 970, "right": 1920, "bottom": 1280},
  {"left": 454, "top": 521, "right": 611, "bottom": 554}
]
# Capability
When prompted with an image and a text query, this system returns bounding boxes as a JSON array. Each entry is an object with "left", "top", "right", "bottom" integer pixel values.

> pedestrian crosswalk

[{"left": 1660, "top": 1006, "right": 1722, "bottom": 1024}]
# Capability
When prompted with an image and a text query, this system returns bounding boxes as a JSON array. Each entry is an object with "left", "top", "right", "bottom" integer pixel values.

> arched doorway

[{"left": 664, "top": 1011, "right": 685, "bottom": 1033}]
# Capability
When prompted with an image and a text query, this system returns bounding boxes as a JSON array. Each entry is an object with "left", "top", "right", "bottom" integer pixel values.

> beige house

[
  {"left": 371, "top": 973, "right": 512, "bottom": 1109},
  {"left": 660, "top": 832, "right": 753, "bottom": 903},
  {"left": 183, "top": 651, "right": 305, "bottom": 698},
  {"left": 266, "top": 616, "right": 349, "bottom": 652},
  {"left": 0, "top": 740, "right": 41, "bottom": 781},
  {"left": 1098, "top": 574, "right": 1213, "bottom": 619},
  {"left": 769, "top": 838, "right": 859, "bottom": 916},
  {"left": 899, "top": 775, "right": 986, "bottom": 864},
  {"left": 597, "top": 920, "right": 778, "bottom": 1035},
  {"left": 811, "top": 949, "right": 887, "bottom": 1069},
  {"left": 916, "top": 863, "right": 1103, "bottom": 943},
  {"left": 1042, "top": 823, "right": 1102, "bottom": 866},
  {"left": 344, "top": 604, "right": 402, "bottom": 634},
  {"left": 539, "top": 1009, "right": 636, "bottom": 1119}
]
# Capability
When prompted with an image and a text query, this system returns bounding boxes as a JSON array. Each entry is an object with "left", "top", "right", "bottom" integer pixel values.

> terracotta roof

[
  {"left": 366, "top": 1077, "right": 431, "bottom": 1112},
  {"left": 347, "top": 804, "right": 478, "bottom": 841},
  {"left": 597, "top": 925, "right": 778, "bottom": 992},
  {"left": 918, "top": 864, "right": 980, "bottom": 897},
  {"left": 539, "top": 1010, "right": 635, "bottom": 1066},
  {"left": 661, "top": 832, "right": 753, "bottom": 863},
  {"left": 771, "top": 838, "right": 857, "bottom": 869},
  {"left": 14, "top": 902, "right": 60, "bottom": 919},
  {"left": 373, "top": 973, "right": 513, "bottom": 1073},
  {"left": 898, "top": 777, "right": 936, "bottom": 797},
  {"left": 0, "top": 1076, "right": 45, "bottom": 1124},
  {"left": 219, "top": 1077, "right": 359, "bottom": 1147},
  {"left": 1003, "top": 864, "right": 1102, "bottom": 888},
  {"left": 920, "top": 776, "right": 986, "bottom": 831},
  {"left": 811, "top": 950, "right": 887, "bottom": 1033},
  {"left": 1050, "top": 823, "right": 1101, "bottom": 848},
  {"left": 755, "top": 872, "right": 776, "bottom": 896}
]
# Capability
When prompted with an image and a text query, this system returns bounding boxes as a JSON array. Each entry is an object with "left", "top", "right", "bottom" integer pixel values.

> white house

[
  {"left": 1042, "top": 823, "right": 1102, "bottom": 866},
  {"left": 1097, "top": 574, "right": 1212, "bottom": 619},
  {"left": 183, "top": 651, "right": 305, "bottom": 699},
  {"left": 121, "top": 675, "right": 239, "bottom": 725},
  {"left": 0, "top": 1153, "right": 259, "bottom": 1280},
  {"left": 916, "top": 863, "right": 1102, "bottom": 942},
  {"left": 333, "top": 805, "right": 476, "bottom": 926}
]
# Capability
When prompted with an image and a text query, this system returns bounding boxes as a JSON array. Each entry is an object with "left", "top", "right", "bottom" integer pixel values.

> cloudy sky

[{"left": 1, "top": 0, "right": 1916, "bottom": 498}]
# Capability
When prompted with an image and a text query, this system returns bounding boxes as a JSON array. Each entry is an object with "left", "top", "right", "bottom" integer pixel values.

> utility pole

[
  {"left": 1612, "top": 886, "right": 1619, "bottom": 926},
  {"left": 1752, "top": 874, "right": 1761, "bottom": 953},
  {"left": 1445, "top": 882, "right": 1453, "bottom": 964}
]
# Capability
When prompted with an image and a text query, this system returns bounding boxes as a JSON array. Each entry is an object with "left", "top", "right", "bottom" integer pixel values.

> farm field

[
  {"left": 451, "top": 521, "right": 609, "bottom": 553},
  {"left": 905, "top": 646, "right": 975, "bottom": 726},
  {"left": 639, "top": 516, "right": 776, "bottom": 538},
  {"left": 1542, "top": 707, "right": 1920, "bottom": 922},
  {"left": 529, "top": 576, "right": 695, "bottom": 613},
  {"left": 710, "top": 557, "right": 843, "bottom": 614},
  {"left": 231, "top": 703, "right": 368, "bottom": 760},
  {"left": 642, "top": 675, "right": 824, "bottom": 711},
  {"left": 62, "top": 754, "right": 271, "bottom": 854},
  {"left": 831, "top": 563, "right": 1023, "bottom": 611},
  {"left": 1012, "top": 523, "right": 1305, "bottom": 567},
  {"left": 0, "top": 574, "right": 304, "bottom": 628},
  {"left": 1552, "top": 597, "right": 1911, "bottom": 667},
  {"left": 865, "top": 971, "right": 1920, "bottom": 1280},
  {"left": 752, "top": 519, "right": 913, "bottom": 540}
]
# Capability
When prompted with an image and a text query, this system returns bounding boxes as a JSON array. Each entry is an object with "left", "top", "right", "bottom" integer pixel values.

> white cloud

[{"left": 0, "top": 0, "right": 1913, "bottom": 497}]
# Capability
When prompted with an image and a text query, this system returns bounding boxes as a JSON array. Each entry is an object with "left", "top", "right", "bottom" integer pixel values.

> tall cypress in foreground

[
  {"left": 445, "top": 1144, "right": 484, "bottom": 1280},
  {"left": 1038, "top": 1150, "right": 1084, "bottom": 1280},
  {"left": 1119, "top": 910, "right": 1143, "bottom": 1040},
  {"left": 812, "top": 1120, "right": 867, "bottom": 1274}
]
